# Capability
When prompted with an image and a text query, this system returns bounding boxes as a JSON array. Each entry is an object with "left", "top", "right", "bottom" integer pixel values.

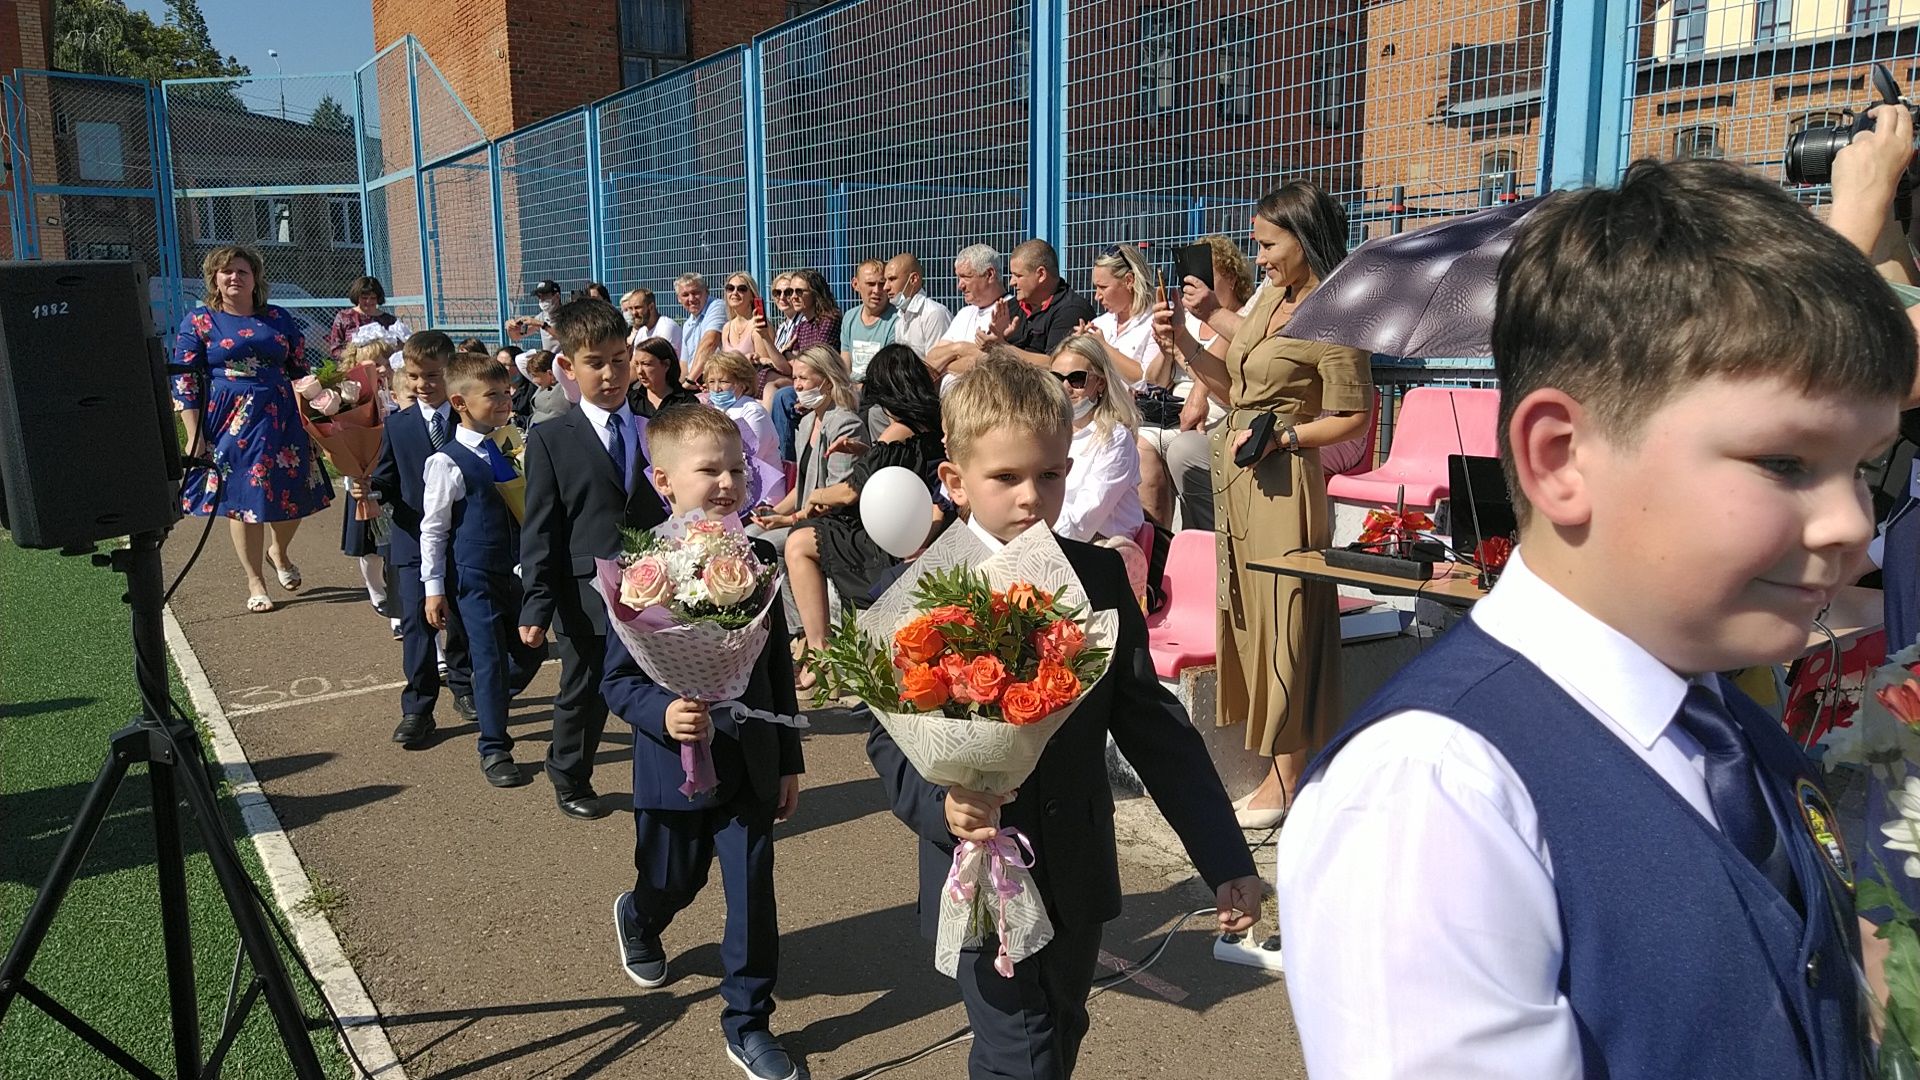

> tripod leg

[
  {"left": 148, "top": 759, "right": 203, "bottom": 1080},
  {"left": 0, "top": 742, "right": 134, "bottom": 1022}
]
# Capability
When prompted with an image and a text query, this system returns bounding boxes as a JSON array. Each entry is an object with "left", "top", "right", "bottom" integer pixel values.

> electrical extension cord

[{"left": 1213, "top": 930, "right": 1285, "bottom": 973}]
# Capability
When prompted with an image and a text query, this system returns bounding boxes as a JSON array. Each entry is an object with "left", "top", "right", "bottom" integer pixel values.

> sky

[{"left": 127, "top": 1, "right": 382, "bottom": 121}]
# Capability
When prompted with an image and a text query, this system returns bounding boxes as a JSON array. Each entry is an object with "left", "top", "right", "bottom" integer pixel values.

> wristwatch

[{"left": 1280, "top": 424, "right": 1300, "bottom": 453}]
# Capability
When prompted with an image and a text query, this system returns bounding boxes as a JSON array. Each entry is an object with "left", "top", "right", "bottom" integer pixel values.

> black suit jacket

[
  {"left": 601, "top": 540, "right": 804, "bottom": 811},
  {"left": 517, "top": 406, "right": 669, "bottom": 637},
  {"left": 866, "top": 537, "right": 1256, "bottom": 939},
  {"left": 368, "top": 404, "right": 438, "bottom": 568}
]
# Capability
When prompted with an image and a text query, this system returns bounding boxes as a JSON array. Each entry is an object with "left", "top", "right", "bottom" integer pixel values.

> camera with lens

[{"left": 1784, "top": 63, "right": 1917, "bottom": 186}]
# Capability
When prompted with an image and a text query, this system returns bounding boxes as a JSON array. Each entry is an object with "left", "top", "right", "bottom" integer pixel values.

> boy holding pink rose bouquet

[{"left": 599, "top": 405, "right": 805, "bottom": 1080}]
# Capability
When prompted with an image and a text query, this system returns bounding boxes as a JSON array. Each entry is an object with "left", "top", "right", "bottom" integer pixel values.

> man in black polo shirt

[{"left": 985, "top": 238, "right": 1096, "bottom": 364}]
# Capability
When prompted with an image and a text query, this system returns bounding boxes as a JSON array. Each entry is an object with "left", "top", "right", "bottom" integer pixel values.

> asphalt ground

[{"left": 159, "top": 498, "right": 1307, "bottom": 1080}]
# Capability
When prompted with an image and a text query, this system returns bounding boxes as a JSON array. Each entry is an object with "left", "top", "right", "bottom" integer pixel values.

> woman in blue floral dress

[{"left": 172, "top": 245, "right": 333, "bottom": 613}]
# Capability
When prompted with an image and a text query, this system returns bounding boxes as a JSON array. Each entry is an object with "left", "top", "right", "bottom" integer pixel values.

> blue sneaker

[
  {"left": 613, "top": 891, "right": 666, "bottom": 988},
  {"left": 726, "top": 1031, "right": 798, "bottom": 1080}
]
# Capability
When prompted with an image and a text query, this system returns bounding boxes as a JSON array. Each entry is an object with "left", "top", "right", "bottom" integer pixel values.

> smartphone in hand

[{"left": 1235, "top": 412, "right": 1278, "bottom": 469}]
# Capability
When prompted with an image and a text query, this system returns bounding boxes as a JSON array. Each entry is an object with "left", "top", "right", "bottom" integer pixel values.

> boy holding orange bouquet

[{"left": 865, "top": 354, "right": 1260, "bottom": 1079}]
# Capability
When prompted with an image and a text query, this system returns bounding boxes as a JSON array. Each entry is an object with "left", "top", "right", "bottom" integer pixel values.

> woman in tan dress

[{"left": 1156, "top": 181, "right": 1373, "bottom": 824}]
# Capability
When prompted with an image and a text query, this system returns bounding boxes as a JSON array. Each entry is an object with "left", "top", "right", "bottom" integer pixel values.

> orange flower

[
  {"left": 1878, "top": 678, "right": 1920, "bottom": 727},
  {"left": 988, "top": 594, "right": 1011, "bottom": 619},
  {"left": 1001, "top": 681, "right": 1050, "bottom": 725},
  {"left": 924, "top": 604, "right": 978, "bottom": 628},
  {"left": 952, "top": 653, "right": 1011, "bottom": 706},
  {"left": 938, "top": 652, "right": 969, "bottom": 691},
  {"left": 1031, "top": 619, "right": 1086, "bottom": 664},
  {"left": 1033, "top": 659, "right": 1081, "bottom": 712},
  {"left": 894, "top": 616, "right": 947, "bottom": 665},
  {"left": 900, "top": 663, "right": 950, "bottom": 711},
  {"left": 1005, "top": 582, "right": 1053, "bottom": 612}
]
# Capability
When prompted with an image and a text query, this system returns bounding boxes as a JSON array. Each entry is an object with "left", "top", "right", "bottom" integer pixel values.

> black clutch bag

[{"left": 1135, "top": 386, "right": 1184, "bottom": 428}]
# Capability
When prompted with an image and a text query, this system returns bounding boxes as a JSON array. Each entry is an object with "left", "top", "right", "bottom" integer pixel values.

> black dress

[
  {"left": 808, "top": 430, "right": 949, "bottom": 608},
  {"left": 629, "top": 385, "right": 702, "bottom": 418}
]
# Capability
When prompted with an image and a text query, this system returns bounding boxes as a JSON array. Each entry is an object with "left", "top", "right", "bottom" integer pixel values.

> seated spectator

[
  {"left": 1084, "top": 244, "right": 1161, "bottom": 387},
  {"left": 770, "top": 271, "right": 799, "bottom": 352},
  {"left": 985, "top": 239, "right": 1096, "bottom": 365},
  {"left": 841, "top": 258, "right": 898, "bottom": 383},
  {"left": 621, "top": 288, "right": 683, "bottom": 357},
  {"left": 524, "top": 350, "right": 572, "bottom": 428},
  {"left": 768, "top": 270, "right": 844, "bottom": 460},
  {"left": 675, "top": 272, "right": 728, "bottom": 383},
  {"left": 783, "top": 343, "right": 949, "bottom": 674},
  {"left": 1050, "top": 336, "right": 1148, "bottom": 598},
  {"left": 700, "top": 349, "right": 782, "bottom": 467},
  {"left": 501, "top": 345, "right": 536, "bottom": 427},
  {"left": 718, "top": 271, "right": 784, "bottom": 379},
  {"left": 627, "top": 336, "right": 701, "bottom": 419},
  {"left": 1139, "top": 235, "right": 1252, "bottom": 529},
  {"left": 578, "top": 281, "right": 612, "bottom": 303},
  {"left": 883, "top": 252, "right": 952, "bottom": 359},
  {"left": 925, "top": 244, "right": 1004, "bottom": 379}
]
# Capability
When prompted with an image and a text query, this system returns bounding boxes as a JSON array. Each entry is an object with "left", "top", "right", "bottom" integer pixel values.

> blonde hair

[
  {"left": 704, "top": 349, "right": 759, "bottom": 392},
  {"left": 793, "top": 344, "right": 858, "bottom": 414},
  {"left": 201, "top": 245, "right": 269, "bottom": 311},
  {"left": 943, "top": 352, "right": 1072, "bottom": 465},
  {"left": 348, "top": 338, "right": 390, "bottom": 372},
  {"left": 1051, "top": 335, "right": 1141, "bottom": 441},
  {"left": 646, "top": 403, "right": 744, "bottom": 472},
  {"left": 725, "top": 270, "right": 759, "bottom": 305},
  {"left": 1199, "top": 235, "right": 1255, "bottom": 310},
  {"left": 1090, "top": 245, "right": 1154, "bottom": 320}
]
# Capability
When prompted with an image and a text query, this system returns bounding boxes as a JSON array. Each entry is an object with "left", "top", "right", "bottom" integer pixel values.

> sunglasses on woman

[
  {"left": 1052, "top": 370, "right": 1091, "bottom": 388},
  {"left": 772, "top": 288, "right": 793, "bottom": 297},
  {"left": 724, "top": 283, "right": 752, "bottom": 294}
]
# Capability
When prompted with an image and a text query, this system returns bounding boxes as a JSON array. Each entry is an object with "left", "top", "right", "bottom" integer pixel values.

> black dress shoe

[
  {"left": 482, "top": 753, "right": 527, "bottom": 788},
  {"left": 452, "top": 693, "right": 478, "bottom": 721},
  {"left": 614, "top": 891, "right": 668, "bottom": 988},
  {"left": 392, "top": 713, "right": 435, "bottom": 748},
  {"left": 556, "top": 786, "right": 610, "bottom": 820},
  {"left": 726, "top": 1031, "right": 798, "bottom": 1080}
]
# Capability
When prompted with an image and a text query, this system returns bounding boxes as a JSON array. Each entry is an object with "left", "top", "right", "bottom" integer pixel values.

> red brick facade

[{"left": 1, "top": 0, "right": 55, "bottom": 260}]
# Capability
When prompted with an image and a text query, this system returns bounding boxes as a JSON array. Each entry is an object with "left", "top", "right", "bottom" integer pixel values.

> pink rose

[
  {"left": 619, "top": 555, "right": 674, "bottom": 610},
  {"left": 701, "top": 554, "right": 758, "bottom": 608},
  {"left": 293, "top": 376, "right": 324, "bottom": 402}
]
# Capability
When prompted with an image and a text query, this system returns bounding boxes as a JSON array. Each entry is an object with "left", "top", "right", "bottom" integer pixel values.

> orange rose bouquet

[{"left": 813, "top": 522, "right": 1118, "bottom": 978}]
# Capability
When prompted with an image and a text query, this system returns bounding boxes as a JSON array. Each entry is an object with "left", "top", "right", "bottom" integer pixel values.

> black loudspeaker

[{"left": 0, "top": 261, "right": 181, "bottom": 549}]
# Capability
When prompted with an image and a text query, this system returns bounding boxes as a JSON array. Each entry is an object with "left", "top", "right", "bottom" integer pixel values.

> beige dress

[{"left": 1211, "top": 286, "right": 1373, "bottom": 756}]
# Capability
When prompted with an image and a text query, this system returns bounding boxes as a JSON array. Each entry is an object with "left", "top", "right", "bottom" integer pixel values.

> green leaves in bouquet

[
  {"left": 814, "top": 606, "right": 900, "bottom": 706},
  {"left": 617, "top": 525, "right": 664, "bottom": 559},
  {"left": 910, "top": 564, "right": 1107, "bottom": 684},
  {"left": 1866, "top": 879, "right": 1920, "bottom": 1074},
  {"left": 311, "top": 358, "right": 346, "bottom": 390}
]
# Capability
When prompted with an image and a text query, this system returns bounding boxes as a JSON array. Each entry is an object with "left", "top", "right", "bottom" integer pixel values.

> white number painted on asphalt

[{"left": 229, "top": 676, "right": 336, "bottom": 710}]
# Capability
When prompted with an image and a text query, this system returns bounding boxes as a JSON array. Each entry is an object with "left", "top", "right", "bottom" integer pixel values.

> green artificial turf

[{"left": 0, "top": 538, "right": 353, "bottom": 1078}]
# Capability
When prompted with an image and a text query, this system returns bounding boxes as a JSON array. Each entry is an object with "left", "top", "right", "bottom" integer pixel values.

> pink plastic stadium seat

[
  {"left": 1327, "top": 387, "right": 1500, "bottom": 509},
  {"left": 1147, "top": 529, "right": 1220, "bottom": 679}
]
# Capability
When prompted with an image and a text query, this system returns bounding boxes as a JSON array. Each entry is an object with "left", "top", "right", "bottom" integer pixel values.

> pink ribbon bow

[{"left": 945, "top": 827, "right": 1037, "bottom": 978}]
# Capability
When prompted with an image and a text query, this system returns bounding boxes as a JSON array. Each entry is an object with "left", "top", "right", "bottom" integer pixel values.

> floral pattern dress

[{"left": 171, "top": 304, "right": 334, "bottom": 522}]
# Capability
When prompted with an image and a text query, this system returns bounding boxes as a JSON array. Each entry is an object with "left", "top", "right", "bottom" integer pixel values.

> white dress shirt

[
  {"left": 1090, "top": 309, "right": 1161, "bottom": 390},
  {"left": 1275, "top": 551, "right": 1721, "bottom": 1080},
  {"left": 575, "top": 397, "right": 640, "bottom": 482},
  {"left": 419, "top": 424, "right": 493, "bottom": 597},
  {"left": 893, "top": 290, "right": 953, "bottom": 358},
  {"left": 942, "top": 302, "right": 996, "bottom": 346},
  {"left": 628, "top": 316, "right": 683, "bottom": 357},
  {"left": 1056, "top": 420, "right": 1144, "bottom": 543}
]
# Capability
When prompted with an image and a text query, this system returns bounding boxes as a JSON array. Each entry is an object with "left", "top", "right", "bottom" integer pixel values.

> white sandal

[
  {"left": 246, "top": 594, "right": 274, "bottom": 614},
  {"left": 272, "top": 560, "right": 302, "bottom": 593}
]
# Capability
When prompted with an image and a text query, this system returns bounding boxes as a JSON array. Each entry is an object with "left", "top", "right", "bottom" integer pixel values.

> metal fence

[{"left": 12, "top": 2, "right": 1920, "bottom": 355}]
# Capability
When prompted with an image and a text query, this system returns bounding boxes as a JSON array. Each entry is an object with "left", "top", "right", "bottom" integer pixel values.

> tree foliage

[
  {"left": 52, "top": 0, "right": 250, "bottom": 105},
  {"left": 310, "top": 94, "right": 351, "bottom": 132}
]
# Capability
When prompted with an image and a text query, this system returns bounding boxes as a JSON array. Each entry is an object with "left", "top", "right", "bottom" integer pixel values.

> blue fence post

[
  {"left": 405, "top": 38, "right": 436, "bottom": 323},
  {"left": 1028, "top": 0, "right": 1064, "bottom": 249},
  {"left": 585, "top": 104, "right": 606, "bottom": 285},
  {"left": 828, "top": 182, "right": 849, "bottom": 301},
  {"left": 1541, "top": 0, "right": 1635, "bottom": 190},
  {"left": 148, "top": 82, "right": 182, "bottom": 330},
  {"left": 490, "top": 140, "right": 509, "bottom": 343},
  {"left": 352, "top": 66, "right": 375, "bottom": 282},
  {"left": 742, "top": 41, "right": 770, "bottom": 293}
]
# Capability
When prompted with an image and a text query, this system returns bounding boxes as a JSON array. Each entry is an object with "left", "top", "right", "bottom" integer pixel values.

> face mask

[
  {"left": 708, "top": 389, "right": 738, "bottom": 410},
  {"left": 1070, "top": 396, "right": 1098, "bottom": 422},
  {"left": 796, "top": 388, "right": 823, "bottom": 410},
  {"left": 537, "top": 298, "right": 555, "bottom": 314}
]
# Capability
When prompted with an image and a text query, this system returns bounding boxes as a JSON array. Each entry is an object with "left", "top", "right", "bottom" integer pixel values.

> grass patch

[
  {"left": 293, "top": 878, "right": 348, "bottom": 921},
  {"left": 0, "top": 539, "right": 354, "bottom": 1078}
]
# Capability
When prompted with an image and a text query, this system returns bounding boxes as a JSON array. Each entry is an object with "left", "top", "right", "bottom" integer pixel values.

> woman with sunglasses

[
  {"left": 1081, "top": 245, "right": 1162, "bottom": 388},
  {"left": 770, "top": 272, "right": 799, "bottom": 353},
  {"left": 767, "top": 269, "right": 845, "bottom": 458},
  {"left": 1049, "top": 335, "right": 1146, "bottom": 591},
  {"left": 718, "top": 272, "right": 783, "bottom": 374}
]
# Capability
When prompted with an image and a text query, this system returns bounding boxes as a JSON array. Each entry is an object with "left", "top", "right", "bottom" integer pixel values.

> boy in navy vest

[
  {"left": 867, "top": 355, "right": 1263, "bottom": 1078},
  {"left": 419, "top": 352, "right": 545, "bottom": 787},
  {"left": 1275, "top": 159, "right": 1915, "bottom": 1079},
  {"left": 602, "top": 405, "right": 803, "bottom": 1080},
  {"left": 369, "top": 330, "right": 473, "bottom": 748}
]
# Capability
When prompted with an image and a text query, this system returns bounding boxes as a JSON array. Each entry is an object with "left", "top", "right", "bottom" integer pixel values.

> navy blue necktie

[
  {"left": 605, "top": 412, "right": 628, "bottom": 491},
  {"left": 478, "top": 437, "right": 517, "bottom": 482},
  {"left": 1674, "top": 684, "right": 1797, "bottom": 905},
  {"left": 428, "top": 410, "right": 449, "bottom": 450}
]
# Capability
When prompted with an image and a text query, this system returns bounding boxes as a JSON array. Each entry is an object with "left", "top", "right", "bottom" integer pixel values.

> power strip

[{"left": 1213, "top": 932, "right": 1285, "bottom": 973}]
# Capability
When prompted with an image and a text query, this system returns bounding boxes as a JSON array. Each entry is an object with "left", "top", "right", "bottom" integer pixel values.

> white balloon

[{"left": 860, "top": 466, "right": 935, "bottom": 559}]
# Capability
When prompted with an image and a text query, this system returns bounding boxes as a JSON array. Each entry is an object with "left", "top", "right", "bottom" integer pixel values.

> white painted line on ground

[
  {"left": 1097, "top": 949, "right": 1189, "bottom": 1004},
  {"left": 225, "top": 679, "right": 408, "bottom": 717},
  {"left": 164, "top": 604, "right": 407, "bottom": 1079}
]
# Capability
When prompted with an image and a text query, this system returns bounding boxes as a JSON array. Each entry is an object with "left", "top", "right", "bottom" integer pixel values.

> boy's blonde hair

[
  {"left": 646, "top": 403, "right": 744, "bottom": 472},
  {"left": 704, "top": 349, "right": 758, "bottom": 392},
  {"left": 943, "top": 351, "right": 1071, "bottom": 465},
  {"left": 444, "top": 351, "right": 509, "bottom": 398}
]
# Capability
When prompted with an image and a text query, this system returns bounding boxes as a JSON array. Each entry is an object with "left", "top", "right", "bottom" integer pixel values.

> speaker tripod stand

[{"left": 0, "top": 529, "right": 328, "bottom": 1080}]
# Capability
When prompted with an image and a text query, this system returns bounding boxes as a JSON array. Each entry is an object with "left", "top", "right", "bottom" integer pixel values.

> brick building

[
  {"left": 371, "top": 0, "right": 820, "bottom": 138},
  {"left": 1, "top": 0, "right": 55, "bottom": 260}
]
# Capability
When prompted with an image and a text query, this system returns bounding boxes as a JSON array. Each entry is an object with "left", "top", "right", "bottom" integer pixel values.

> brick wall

[
  {"left": 372, "top": 0, "right": 516, "bottom": 136},
  {"left": 1, "top": 0, "right": 55, "bottom": 261},
  {"left": 689, "top": 0, "right": 790, "bottom": 60}
]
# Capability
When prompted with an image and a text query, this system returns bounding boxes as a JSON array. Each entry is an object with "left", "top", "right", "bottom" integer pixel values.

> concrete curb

[{"left": 162, "top": 605, "right": 406, "bottom": 1079}]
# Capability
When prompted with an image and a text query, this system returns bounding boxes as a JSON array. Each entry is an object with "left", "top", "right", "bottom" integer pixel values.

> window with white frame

[
  {"left": 1139, "top": 7, "right": 1184, "bottom": 117},
  {"left": 254, "top": 197, "right": 292, "bottom": 246},
  {"left": 192, "top": 197, "right": 237, "bottom": 243},
  {"left": 1478, "top": 150, "right": 1517, "bottom": 207},
  {"left": 1311, "top": 29, "right": 1352, "bottom": 130},
  {"left": 1217, "top": 18, "right": 1255, "bottom": 123},
  {"left": 1753, "top": 0, "right": 1790, "bottom": 42},
  {"left": 328, "top": 196, "right": 363, "bottom": 248},
  {"left": 1671, "top": 0, "right": 1707, "bottom": 57},
  {"left": 1850, "top": 0, "right": 1890, "bottom": 30}
]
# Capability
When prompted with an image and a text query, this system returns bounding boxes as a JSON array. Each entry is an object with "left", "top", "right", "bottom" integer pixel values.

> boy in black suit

[
  {"left": 603, "top": 404, "right": 803, "bottom": 1080},
  {"left": 368, "top": 330, "right": 474, "bottom": 747},
  {"left": 518, "top": 300, "right": 670, "bottom": 819},
  {"left": 420, "top": 352, "right": 546, "bottom": 787},
  {"left": 867, "top": 355, "right": 1261, "bottom": 1079}
]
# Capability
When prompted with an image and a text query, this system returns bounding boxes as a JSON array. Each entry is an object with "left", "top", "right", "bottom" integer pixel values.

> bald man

[{"left": 883, "top": 252, "right": 952, "bottom": 359}]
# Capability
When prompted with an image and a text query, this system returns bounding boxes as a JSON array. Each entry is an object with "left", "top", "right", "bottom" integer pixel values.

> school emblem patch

[{"left": 1795, "top": 777, "right": 1853, "bottom": 891}]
